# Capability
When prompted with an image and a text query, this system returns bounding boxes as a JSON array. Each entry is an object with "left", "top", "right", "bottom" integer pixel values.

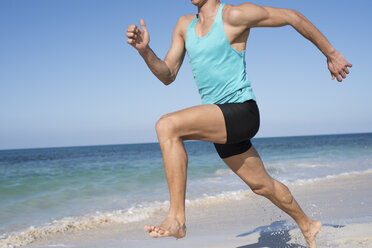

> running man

[{"left": 126, "top": 1, "right": 351, "bottom": 247}]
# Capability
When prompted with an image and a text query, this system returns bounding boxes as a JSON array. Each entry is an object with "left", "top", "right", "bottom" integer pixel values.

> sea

[{"left": 1, "top": 132, "right": 372, "bottom": 246}]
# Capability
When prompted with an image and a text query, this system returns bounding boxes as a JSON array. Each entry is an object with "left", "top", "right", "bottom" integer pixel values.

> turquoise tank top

[{"left": 185, "top": 2, "right": 256, "bottom": 104}]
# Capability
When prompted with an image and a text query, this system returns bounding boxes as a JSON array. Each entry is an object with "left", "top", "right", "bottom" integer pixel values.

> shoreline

[{"left": 9, "top": 170, "right": 371, "bottom": 248}]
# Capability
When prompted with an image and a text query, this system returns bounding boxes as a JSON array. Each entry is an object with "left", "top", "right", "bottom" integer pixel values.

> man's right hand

[
  {"left": 326, "top": 50, "right": 352, "bottom": 83},
  {"left": 126, "top": 19, "right": 150, "bottom": 53}
]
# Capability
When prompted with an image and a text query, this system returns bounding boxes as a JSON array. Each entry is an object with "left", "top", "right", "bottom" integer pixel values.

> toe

[
  {"left": 144, "top": 225, "right": 154, "bottom": 232},
  {"left": 149, "top": 231, "right": 159, "bottom": 238},
  {"left": 162, "top": 230, "right": 171, "bottom": 237},
  {"left": 152, "top": 227, "right": 171, "bottom": 237},
  {"left": 154, "top": 230, "right": 170, "bottom": 237}
]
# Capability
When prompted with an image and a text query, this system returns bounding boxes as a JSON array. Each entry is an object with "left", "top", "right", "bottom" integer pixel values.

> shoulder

[
  {"left": 173, "top": 14, "right": 196, "bottom": 40},
  {"left": 223, "top": 3, "right": 269, "bottom": 27},
  {"left": 178, "top": 14, "right": 196, "bottom": 23}
]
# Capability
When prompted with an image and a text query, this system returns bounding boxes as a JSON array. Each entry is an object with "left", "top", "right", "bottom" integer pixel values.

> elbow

[
  {"left": 161, "top": 69, "right": 176, "bottom": 86},
  {"left": 162, "top": 77, "right": 175, "bottom": 86},
  {"left": 162, "top": 80, "right": 172, "bottom": 86},
  {"left": 288, "top": 9, "right": 303, "bottom": 26},
  {"left": 291, "top": 9, "right": 301, "bottom": 16},
  {"left": 162, "top": 62, "right": 177, "bottom": 86}
]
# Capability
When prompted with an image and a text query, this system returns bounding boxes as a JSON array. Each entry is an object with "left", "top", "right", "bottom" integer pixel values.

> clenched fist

[{"left": 126, "top": 19, "right": 150, "bottom": 52}]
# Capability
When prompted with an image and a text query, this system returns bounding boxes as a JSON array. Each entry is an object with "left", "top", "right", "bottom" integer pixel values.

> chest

[{"left": 194, "top": 17, "right": 215, "bottom": 38}]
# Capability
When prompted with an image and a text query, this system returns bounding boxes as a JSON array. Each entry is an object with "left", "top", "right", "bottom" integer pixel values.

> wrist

[
  {"left": 325, "top": 47, "right": 337, "bottom": 59},
  {"left": 138, "top": 45, "right": 150, "bottom": 56}
]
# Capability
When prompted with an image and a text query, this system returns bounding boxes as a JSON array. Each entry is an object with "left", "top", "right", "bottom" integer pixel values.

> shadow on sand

[{"left": 235, "top": 220, "right": 345, "bottom": 248}]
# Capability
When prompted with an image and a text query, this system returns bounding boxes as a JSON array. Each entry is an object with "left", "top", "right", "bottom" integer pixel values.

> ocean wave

[
  {"left": 215, "top": 166, "right": 282, "bottom": 175},
  {"left": 1, "top": 168, "right": 372, "bottom": 247},
  {"left": 284, "top": 168, "right": 372, "bottom": 185},
  {"left": 214, "top": 169, "right": 233, "bottom": 175},
  {"left": 187, "top": 189, "right": 253, "bottom": 206},
  {"left": 295, "top": 162, "right": 330, "bottom": 168}
]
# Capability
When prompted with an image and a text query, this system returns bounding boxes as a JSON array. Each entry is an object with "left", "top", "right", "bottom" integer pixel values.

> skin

[{"left": 126, "top": 0, "right": 351, "bottom": 247}]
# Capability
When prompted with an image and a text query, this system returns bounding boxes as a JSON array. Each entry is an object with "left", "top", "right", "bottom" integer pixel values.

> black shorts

[{"left": 213, "top": 99, "right": 260, "bottom": 159}]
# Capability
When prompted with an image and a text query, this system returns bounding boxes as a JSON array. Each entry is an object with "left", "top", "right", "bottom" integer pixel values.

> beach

[
  {"left": 1, "top": 133, "right": 372, "bottom": 247},
  {"left": 2, "top": 168, "right": 371, "bottom": 247}
]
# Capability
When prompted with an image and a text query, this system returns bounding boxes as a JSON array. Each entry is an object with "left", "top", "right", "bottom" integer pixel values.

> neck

[{"left": 197, "top": 0, "right": 220, "bottom": 23}]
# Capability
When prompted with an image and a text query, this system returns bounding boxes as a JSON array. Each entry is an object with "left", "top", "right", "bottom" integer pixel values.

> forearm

[
  {"left": 138, "top": 45, "right": 173, "bottom": 85},
  {"left": 289, "top": 10, "right": 336, "bottom": 58}
]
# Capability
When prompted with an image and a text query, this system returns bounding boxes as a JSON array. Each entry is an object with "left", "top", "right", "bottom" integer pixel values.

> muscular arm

[
  {"left": 127, "top": 17, "right": 187, "bottom": 85},
  {"left": 226, "top": 3, "right": 352, "bottom": 82},
  {"left": 138, "top": 46, "right": 174, "bottom": 85}
]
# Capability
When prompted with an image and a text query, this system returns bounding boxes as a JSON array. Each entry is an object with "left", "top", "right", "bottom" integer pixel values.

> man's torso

[{"left": 183, "top": 2, "right": 256, "bottom": 104}]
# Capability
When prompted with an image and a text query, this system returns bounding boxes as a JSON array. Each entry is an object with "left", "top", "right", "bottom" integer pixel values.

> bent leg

[
  {"left": 222, "top": 145, "right": 321, "bottom": 248},
  {"left": 144, "top": 104, "right": 228, "bottom": 238}
]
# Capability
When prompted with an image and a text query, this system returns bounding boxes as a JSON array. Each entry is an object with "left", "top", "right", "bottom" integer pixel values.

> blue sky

[{"left": 0, "top": 0, "right": 371, "bottom": 150}]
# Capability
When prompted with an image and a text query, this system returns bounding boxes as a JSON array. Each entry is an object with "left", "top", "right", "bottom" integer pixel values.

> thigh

[
  {"left": 159, "top": 104, "right": 227, "bottom": 144},
  {"left": 222, "top": 145, "right": 272, "bottom": 188}
]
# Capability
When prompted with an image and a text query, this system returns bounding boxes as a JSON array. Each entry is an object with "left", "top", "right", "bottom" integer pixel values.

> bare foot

[
  {"left": 144, "top": 217, "right": 186, "bottom": 239},
  {"left": 301, "top": 220, "right": 322, "bottom": 248}
]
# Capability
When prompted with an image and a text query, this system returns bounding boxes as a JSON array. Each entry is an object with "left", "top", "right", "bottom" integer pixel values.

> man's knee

[
  {"left": 155, "top": 114, "right": 179, "bottom": 140},
  {"left": 251, "top": 180, "right": 275, "bottom": 197}
]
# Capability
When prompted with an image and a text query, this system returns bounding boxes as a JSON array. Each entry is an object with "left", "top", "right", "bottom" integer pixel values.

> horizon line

[{"left": 0, "top": 131, "right": 371, "bottom": 152}]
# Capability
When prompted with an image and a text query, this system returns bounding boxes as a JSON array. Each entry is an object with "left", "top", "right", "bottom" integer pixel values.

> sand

[{"left": 11, "top": 172, "right": 372, "bottom": 248}]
